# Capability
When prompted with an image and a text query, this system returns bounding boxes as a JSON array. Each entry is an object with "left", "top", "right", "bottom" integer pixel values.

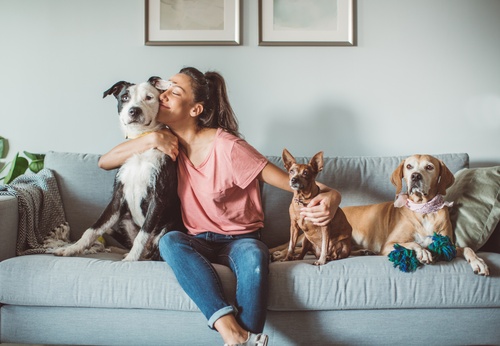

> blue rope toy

[{"left": 388, "top": 233, "right": 456, "bottom": 273}]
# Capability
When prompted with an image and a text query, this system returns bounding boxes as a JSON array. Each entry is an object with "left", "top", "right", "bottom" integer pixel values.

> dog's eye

[
  {"left": 426, "top": 165, "right": 434, "bottom": 171},
  {"left": 121, "top": 94, "right": 130, "bottom": 102},
  {"left": 302, "top": 170, "right": 309, "bottom": 177},
  {"left": 145, "top": 95, "right": 153, "bottom": 101},
  {"left": 406, "top": 164, "right": 413, "bottom": 170}
]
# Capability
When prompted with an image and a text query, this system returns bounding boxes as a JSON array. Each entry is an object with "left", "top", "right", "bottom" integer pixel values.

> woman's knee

[
  {"left": 159, "top": 230, "right": 187, "bottom": 261},
  {"left": 235, "top": 240, "right": 269, "bottom": 275},
  {"left": 250, "top": 240, "right": 269, "bottom": 263}
]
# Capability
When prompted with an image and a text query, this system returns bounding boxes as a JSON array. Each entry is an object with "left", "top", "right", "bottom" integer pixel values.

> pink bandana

[{"left": 394, "top": 194, "right": 453, "bottom": 214}]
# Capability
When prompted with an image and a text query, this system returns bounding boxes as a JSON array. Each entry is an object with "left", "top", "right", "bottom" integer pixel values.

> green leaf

[
  {"left": 23, "top": 151, "right": 45, "bottom": 161},
  {"left": 0, "top": 136, "right": 5, "bottom": 158},
  {"left": 29, "top": 158, "right": 44, "bottom": 173},
  {"left": 3, "top": 154, "right": 29, "bottom": 184}
]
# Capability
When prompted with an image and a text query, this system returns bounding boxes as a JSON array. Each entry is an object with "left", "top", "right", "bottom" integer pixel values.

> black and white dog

[{"left": 54, "top": 77, "right": 184, "bottom": 261}]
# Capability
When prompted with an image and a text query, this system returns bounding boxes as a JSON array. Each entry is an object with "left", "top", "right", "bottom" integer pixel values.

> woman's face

[{"left": 158, "top": 73, "right": 201, "bottom": 127}]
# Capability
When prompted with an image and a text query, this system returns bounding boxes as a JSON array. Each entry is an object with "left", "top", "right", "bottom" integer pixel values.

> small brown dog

[{"left": 281, "top": 149, "right": 352, "bottom": 265}]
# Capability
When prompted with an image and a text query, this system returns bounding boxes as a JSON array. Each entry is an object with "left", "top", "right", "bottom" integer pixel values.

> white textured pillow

[{"left": 446, "top": 166, "right": 500, "bottom": 250}]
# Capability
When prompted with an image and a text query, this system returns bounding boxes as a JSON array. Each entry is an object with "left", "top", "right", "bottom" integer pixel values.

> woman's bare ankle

[{"left": 214, "top": 314, "right": 248, "bottom": 344}]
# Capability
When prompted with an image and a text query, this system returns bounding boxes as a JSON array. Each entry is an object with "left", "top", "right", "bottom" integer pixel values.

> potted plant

[{"left": 0, "top": 136, "right": 45, "bottom": 184}]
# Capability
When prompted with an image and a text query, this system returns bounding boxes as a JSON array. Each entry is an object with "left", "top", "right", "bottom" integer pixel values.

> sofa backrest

[
  {"left": 44, "top": 151, "right": 469, "bottom": 246},
  {"left": 44, "top": 152, "right": 117, "bottom": 241}
]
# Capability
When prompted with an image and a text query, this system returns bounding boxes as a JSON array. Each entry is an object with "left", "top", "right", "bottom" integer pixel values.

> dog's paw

[
  {"left": 470, "top": 257, "right": 490, "bottom": 276},
  {"left": 122, "top": 253, "right": 140, "bottom": 261},
  {"left": 271, "top": 250, "right": 287, "bottom": 262},
  {"left": 52, "top": 248, "right": 65, "bottom": 256},
  {"left": 351, "top": 249, "right": 376, "bottom": 256},
  {"left": 280, "top": 255, "right": 296, "bottom": 262},
  {"left": 53, "top": 246, "right": 78, "bottom": 257},
  {"left": 416, "top": 248, "right": 433, "bottom": 264}
]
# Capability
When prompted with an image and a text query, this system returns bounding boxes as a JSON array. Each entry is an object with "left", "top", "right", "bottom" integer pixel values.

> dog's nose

[
  {"left": 291, "top": 177, "right": 298, "bottom": 184},
  {"left": 128, "top": 107, "right": 142, "bottom": 118},
  {"left": 411, "top": 172, "right": 422, "bottom": 181}
]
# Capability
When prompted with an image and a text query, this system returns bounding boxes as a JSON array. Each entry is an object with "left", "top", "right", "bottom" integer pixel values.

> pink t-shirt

[{"left": 177, "top": 128, "right": 268, "bottom": 236}]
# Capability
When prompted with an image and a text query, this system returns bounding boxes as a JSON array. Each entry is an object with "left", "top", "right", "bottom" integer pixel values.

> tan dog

[
  {"left": 272, "top": 154, "right": 489, "bottom": 275},
  {"left": 280, "top": 149, "right": 352, "bottom": 265}
]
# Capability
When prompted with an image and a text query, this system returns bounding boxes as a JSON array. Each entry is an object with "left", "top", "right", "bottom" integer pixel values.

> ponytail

[{"left": 179, "top": 67, "right": 240, "bottom": 138}]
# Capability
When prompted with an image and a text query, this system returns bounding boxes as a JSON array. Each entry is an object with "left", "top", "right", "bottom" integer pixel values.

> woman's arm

[
  {"left": 98, "top": 129, "right": 179, "bottom": 170},
  {"left": 257, "top": 161, "right": 292, "bottom": 192},
  {"left": 257, "top": 162, "right": 341, "bottom": 226}
]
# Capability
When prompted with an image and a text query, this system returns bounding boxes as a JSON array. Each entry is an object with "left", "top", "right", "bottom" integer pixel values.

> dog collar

[
  {"left": 395, "top": 194, "right": 453, "bottom": 214},
  {"left": 294, "top": 185, "right": 321, "bottom": 207},
  {"left": 294, "top": 197, "right": 307, "bottom": 206},
  {"left": 126, "top": 131, "right": 154, "bottom": 140}
]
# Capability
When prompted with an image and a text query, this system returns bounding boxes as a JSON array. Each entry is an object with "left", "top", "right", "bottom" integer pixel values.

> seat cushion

[
  {"left": 267, "top": 253, "right": 500, "bottom": 311},
  {"left": 0, "top": 254, "right": 235, "bottom": 311},
  {"left": 2, "top": 252, "right": 499, "bottom": 313}
]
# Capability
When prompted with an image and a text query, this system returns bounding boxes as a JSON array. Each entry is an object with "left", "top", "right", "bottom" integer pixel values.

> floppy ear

[
  {"left": 391, "top": 160, "right": 405, "bottom": 195},
  {"left": 103, "top": 81, "right": 133, "bottom": 99},
  {"left": 309, "top": 151, "right": 324, "bottom": 174},
  {"left": 437, "top": 160, "right": 455, "bottom": 195},
  {"left": 282, "top": 148, "right": 296, "bottom": 172},
  {"left": 148, "top": 76, "right": 170, "bottom": 91}
]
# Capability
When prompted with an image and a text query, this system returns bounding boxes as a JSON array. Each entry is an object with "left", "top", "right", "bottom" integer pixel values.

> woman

[{"left": 98, "top": 67, "right": 341, "bottom": 346}]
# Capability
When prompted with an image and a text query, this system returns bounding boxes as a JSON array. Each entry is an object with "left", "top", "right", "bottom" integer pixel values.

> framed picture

[
  {"left": 259, "top": 0, "right": 356, "bottom": 46},
  {"left": 145, "top": 0, "right": 241, "bottom": 46}
]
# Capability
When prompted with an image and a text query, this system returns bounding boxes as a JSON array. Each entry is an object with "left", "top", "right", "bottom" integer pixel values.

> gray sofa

[{"left": 1, "top": 151, "right": 499, "bottom": 346}]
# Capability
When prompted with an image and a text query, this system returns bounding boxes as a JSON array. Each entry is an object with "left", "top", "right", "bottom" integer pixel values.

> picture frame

[
  {"left": 145, "top": 0, "right": 241, "bottom": 46},
  {"left": 259, "top": 0, "right": 356, "bottom": 46}
]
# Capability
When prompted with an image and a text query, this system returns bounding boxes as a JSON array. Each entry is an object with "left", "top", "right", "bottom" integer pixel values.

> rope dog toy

[{"left": 388, "top": 233, "right": 456, "bottom": 272}]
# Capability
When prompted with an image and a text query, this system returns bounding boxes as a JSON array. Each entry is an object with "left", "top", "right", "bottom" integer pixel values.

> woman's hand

[
  {"left": 300, "top": 184, "right": 341, "bottom": 226},
  {"left": 153, "top": 128, "right": 179, "bottom": 161}
]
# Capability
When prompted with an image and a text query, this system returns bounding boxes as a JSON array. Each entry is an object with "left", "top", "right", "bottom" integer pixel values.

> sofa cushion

[
  {"left": 446, "top": 166, "right": 500, "bottom": 251},
  {"left": 261, "top": 153, "right": 469, "bottom": 248},
  {"left": 267, "top": 253, "right": 500, "bottom": 311},
  {"left": 2, "top": 253, "right": 498, "bottom": 313},
  {"left": 0, "top": 254, "right": 235, "bottom": 311}
]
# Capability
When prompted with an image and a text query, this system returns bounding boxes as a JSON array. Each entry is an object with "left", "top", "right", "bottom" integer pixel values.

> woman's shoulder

[
  {"left": 217, "top": 128, "right": 251, "bottom": 145},
  {"left": 216, "top": 128, "right": 236, "bottom": 139}
]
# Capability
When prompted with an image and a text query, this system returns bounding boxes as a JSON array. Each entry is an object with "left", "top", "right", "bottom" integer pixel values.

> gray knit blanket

[{"left": 0, "top": 168, "right": 69, "bottom": 256}]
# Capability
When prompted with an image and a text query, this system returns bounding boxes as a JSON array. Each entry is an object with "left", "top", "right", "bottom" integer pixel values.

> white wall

[{"left": 1, "top": 0, "right": 499, "bottom": 167}]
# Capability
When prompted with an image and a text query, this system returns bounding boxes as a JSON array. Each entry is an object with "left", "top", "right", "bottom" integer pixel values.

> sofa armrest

[{"left": 0, "top": 195, "right": 18, "bottom": 261}]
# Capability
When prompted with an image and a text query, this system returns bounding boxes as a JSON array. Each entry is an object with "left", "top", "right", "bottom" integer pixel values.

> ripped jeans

[{"left": 159, "top": 230, "right": 269, "bottom": 333}]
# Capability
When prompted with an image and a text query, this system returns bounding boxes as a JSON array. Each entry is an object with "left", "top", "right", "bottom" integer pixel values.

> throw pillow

[{"left": 445, "top": 166, "right": 500, "bottom": 251}]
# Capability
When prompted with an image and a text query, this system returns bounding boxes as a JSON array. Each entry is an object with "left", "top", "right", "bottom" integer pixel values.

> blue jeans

[{"left": 159, "top": 230, "right": 269, "bottom": 333}]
